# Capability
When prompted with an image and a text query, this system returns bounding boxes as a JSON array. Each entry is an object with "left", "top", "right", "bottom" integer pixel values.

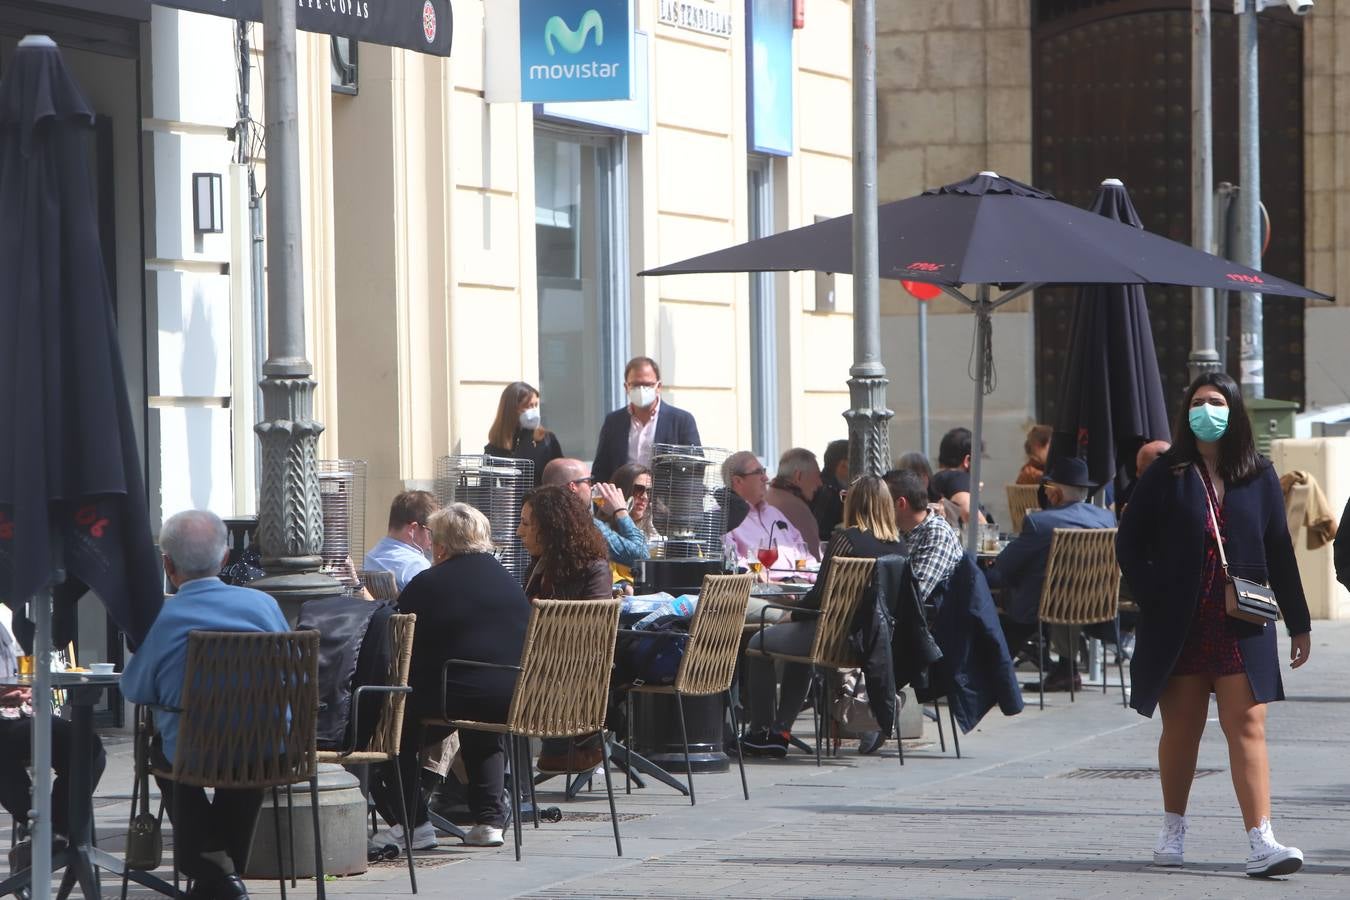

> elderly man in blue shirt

[{"left": 121, "top": 510, "right": 288, "bottom": 900}]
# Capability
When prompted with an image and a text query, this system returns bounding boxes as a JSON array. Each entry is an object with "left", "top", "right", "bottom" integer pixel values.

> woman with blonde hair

[
  {"left": 741, "top": 475, "right": 904, "bottom": 758},
  {"left": 372, "top": 503, "right": 532, "bottom": 850},
  {"left": 485, "top": 381, "right": 562, "bottom": 486}
]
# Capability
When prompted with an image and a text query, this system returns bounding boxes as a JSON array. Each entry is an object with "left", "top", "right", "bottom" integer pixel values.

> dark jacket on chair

[
  {"left": 590, "top": 401, "right": 702, "bottom": 483},
  {"left": 1117, "top": 458, "right": 1311, "bottom": 718},
  {"left": 984, "top": 500, "right": 1116, "bottom": 624},
  {"left": 922, "top": 554, "right": 1024, "bottom": 733}
]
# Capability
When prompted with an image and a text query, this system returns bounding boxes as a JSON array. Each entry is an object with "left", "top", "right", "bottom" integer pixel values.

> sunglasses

[
  {"left": 568, "top": 476, "right": 596, "bottom": 487},
  {"left": 630, "top": 484, "right": 648, "bottom": 497}
]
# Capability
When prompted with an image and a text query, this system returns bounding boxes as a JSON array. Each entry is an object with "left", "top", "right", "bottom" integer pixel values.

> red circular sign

[
  {"left": 901, "top": 280, "right": 941, "bottom": 301},
  {"left": 423, "top": 1, "right": 437, "bottom": 43}
]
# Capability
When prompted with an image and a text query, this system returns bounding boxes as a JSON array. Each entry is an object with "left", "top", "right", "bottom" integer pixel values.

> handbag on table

[{"left": 1199, "top": 469, "right": 1281, "bottom": 625}]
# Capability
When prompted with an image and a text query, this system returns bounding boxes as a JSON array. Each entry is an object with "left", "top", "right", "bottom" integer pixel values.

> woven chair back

[
  {"left": 366, "top": 613, "right": 417, "bottom": 757},
  {"left": 673, "top": 573, "right": 753, "bottom": 695},
  {"left": 1005, "top": 484, "right": 1040, "bottom": 535},
  {"left": 173, "top": 630, "right": 320, "bottom": 789},
  {"left": 808, "top": 557, "right": 876, "bottom": 669},
  {"left": 1038, "top": 528, "right": 1121, "bottom": 627},
  {"left": 359, "top": 569, "right": 399, "bottom": 601},
  {"left": 506, "top": 598, "right": 621, "bottom": 739}
]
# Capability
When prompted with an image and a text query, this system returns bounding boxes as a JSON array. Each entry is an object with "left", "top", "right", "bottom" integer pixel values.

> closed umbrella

[
  {"left": 1050, "top": 179, "right": 1172, "bottom": 494},
  {"left": 0, "top": 36, "right": 162, "bottom": 892},
  {"left": 641, "top": 171, "right": 1332, "bottom": 552}
]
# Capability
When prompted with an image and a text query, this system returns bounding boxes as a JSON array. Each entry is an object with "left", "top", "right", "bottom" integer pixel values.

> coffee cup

[{"left": 90, "top": 663, "right": 116, "bottom": 675}]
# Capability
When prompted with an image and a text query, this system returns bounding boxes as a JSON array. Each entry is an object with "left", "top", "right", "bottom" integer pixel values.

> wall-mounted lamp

[{"left": 192, "top": 172, "right": 223, "bottom": 234}]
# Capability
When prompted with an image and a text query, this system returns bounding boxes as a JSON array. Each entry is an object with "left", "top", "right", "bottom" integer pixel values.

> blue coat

[
  {"left": 1116, "top": 458, "right": 1311, "bottom": 718},
  {"left": 984, "top": 500, "right": 1117, "bottom": 624},
  {"left": 590, "top": 402, "right": 701, "bottom": 483}
]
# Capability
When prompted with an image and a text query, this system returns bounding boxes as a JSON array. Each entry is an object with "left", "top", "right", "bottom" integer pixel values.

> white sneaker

[
  {"left": 371, "top": 822, "right": 439, "bottom": 851},
  {"left": 463, "top": 824, "right": 504, "bottom": 848},
  {"left": 1152, "top": 812, "right": 1186, "bottom": 867},
  {"left": 1246, "top": 818, "right": 1303, "bottom": 877}
]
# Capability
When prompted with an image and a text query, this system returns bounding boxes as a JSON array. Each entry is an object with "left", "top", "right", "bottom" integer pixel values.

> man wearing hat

[{"left": 984, "top": 457, "right": 1115, "bottom": 691}]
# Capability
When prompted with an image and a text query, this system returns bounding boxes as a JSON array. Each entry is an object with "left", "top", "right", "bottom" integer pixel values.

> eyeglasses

[
  {"left": 736, "top": 467, "right": 767, "bottom": 478},
  {"left": 568, "top": 476, "right": 595, "bottom": 487}
]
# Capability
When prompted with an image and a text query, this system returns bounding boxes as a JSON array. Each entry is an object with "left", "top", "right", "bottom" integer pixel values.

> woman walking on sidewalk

[{"left": 1117, "top": 372, "right": 1312, "bottom": 878}]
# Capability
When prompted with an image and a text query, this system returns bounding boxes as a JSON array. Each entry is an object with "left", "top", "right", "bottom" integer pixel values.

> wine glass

[{"left": 757, "top": 542, "right": 779, "bottom": 570}]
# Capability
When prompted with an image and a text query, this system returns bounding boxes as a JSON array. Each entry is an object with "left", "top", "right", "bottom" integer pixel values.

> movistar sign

[{"left": 520, "top": 0, "right": 631, "bottom": 102}]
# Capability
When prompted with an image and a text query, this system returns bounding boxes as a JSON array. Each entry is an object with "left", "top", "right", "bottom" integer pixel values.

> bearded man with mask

[
  {"left": 590, "top": 356, "right": 702, "bottom": 483},
  {"left": 983, "top": 456, "right": 1115, "bottom": 691}
]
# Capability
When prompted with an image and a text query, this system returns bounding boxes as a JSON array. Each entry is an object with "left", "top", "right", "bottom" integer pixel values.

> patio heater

[
  {"left": 434, "top": 455, "right": 533, "bottom": 584},
  {"left": 317, "top": 458, "right": 367, "bottom": 588},
  {"left": 640, "top": 444, "right": 730, "bottom": 595}
]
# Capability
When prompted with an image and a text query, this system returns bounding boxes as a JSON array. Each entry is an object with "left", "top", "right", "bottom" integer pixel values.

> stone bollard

[{"left": 244, "top": 764, "right": 367, "bottom": 879}]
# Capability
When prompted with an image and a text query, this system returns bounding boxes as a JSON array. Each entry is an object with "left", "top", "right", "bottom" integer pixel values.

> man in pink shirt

[{"left": 722, "top": 450, "right": 808, "bottom": 579}]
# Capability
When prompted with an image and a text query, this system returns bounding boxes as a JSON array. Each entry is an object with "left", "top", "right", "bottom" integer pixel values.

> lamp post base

[
  {"left": 251, "top": 571, "right": 344, "bottom": 624},
  {"left": 844, "top": 373, "right": 894, "bottom": 479}
]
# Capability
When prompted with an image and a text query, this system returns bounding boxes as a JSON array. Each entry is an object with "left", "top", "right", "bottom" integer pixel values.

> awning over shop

[
  {"left": 155, "top": 1, "right": 451, "bottom": 56},
  {"left": 30, "top": 0, "right": 152, "bottom": 20}
]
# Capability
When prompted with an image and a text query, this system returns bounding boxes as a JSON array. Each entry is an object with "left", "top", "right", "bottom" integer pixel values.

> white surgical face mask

[
  {"left": 628, "top": 385, "right": 657, "bottom": 409},
  {"left": 519, "top": 407, "right": 541, "bottom": 430}
]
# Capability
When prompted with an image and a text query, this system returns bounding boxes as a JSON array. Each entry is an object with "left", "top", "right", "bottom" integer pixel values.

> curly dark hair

[{"left": 522, "top": 486, "right": 607, "bottom": 591}]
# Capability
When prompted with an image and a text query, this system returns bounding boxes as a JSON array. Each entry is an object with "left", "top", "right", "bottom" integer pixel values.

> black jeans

[
  {"left": 371, "top": 694, "right": 509, "bottom": 830},
  {"left": 0, "top": 715, "right": 105, "bottom": 836},
  {"left": 151, "top": 741, "right": 263, "bottom": 882}
]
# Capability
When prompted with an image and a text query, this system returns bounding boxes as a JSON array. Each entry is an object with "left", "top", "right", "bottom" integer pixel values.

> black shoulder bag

[{"left": 1199, "top": 468, "right": 1280, "bottom": 625}]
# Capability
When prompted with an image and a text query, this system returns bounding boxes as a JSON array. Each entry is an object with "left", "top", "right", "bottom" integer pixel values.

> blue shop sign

[{"left": 519, "top": 0, "right": 632, "bottom": 103}]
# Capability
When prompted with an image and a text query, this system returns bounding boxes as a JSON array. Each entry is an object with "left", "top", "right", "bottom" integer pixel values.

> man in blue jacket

[
  {"left": 590, "top": 356, "right": 701, "bottom": 482},
  {"left": 984, "top": 457, "right": 1114, "bottom": 691},
  {"left": 121, "top": 510, "right": 289, "bottom": 900}
]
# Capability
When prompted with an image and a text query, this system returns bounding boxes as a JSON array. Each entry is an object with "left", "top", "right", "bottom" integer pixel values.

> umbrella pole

[
  {"left": 30, "top": 579, "right": 55, "bottom": 900},
  {"left": 966, "top": 285, "right": 991, "bottom": 555}
]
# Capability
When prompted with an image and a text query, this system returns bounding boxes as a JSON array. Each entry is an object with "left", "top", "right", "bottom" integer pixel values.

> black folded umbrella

[
  {"left": 1050, "top": 180, "right": 1172, "bottom": 492},
  {"left": 0, "top": 37, "right": 162, "bottom": 648}
]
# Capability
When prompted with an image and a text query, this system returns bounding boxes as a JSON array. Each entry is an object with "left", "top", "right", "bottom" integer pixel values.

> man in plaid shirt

[{"left": 884, "top": 469, "right": 964, "bottom": 601}]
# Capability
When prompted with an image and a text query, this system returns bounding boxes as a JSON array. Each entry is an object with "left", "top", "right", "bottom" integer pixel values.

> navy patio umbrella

[
  {"left": 640, "top": 171, "right": 1332, "bottom": 552},
  {"left": 0, "top": 35, "right": 162, "bottom": 887},
  {"left": 1050, "top": 179, "right": 1172, "bottom": 496}
]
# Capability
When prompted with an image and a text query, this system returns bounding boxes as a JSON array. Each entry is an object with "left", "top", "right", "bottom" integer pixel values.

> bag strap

[
  {"left": 1196, "top": 465, "right": 1231, "bottom": 575},
  {"left": 134, "top": 709, "right": 150, "bottom": 817}
]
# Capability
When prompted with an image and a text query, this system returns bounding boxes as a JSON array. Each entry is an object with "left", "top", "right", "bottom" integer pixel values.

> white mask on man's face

[{"left": 628, "top": 385, "right": 657, "bottom": 409}]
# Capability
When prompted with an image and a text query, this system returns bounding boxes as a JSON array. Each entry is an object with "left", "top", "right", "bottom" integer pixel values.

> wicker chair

[
  {"left": 746, "top": 558, "right": 888, "bottom": 766},
  {"left": 1005, "top": 484, "right": 1041, "bottom": 535},
  {"left": 619, "top": 574, "right": 753, "bottom": 805},
  {"left": 359, "top": 569, "right": 399, "bottom": 601},
  {"left": 423, "top": 598, "right": 622, "bottom": 861},
  {"left": 151, "top": 630, "right": 325, "bottom": 900},
  {"left": 1036, "top": 528, "right": 1125, "bottom": 710},
  {"left": 316, "top": 614, "right": 417, "bottom": 892}
]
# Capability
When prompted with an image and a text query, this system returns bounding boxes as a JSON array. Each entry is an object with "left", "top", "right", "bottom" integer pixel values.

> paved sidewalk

[{"left": 13, "top": 623, "right": 1350, "bottom": 899}]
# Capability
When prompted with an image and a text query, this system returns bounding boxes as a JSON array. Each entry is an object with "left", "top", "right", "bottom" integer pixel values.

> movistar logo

[{"left": 544, "top": 10, "right": 604, "bottom": 55}]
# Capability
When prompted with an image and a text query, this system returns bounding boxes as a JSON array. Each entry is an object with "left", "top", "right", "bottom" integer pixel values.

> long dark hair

[
  {"left": 522, "top": 486, "right": 607, "bottom": 596},
  {"left": 488, "top": 381, "right": 547, "bottom": 451},
  {"left": 1168, "top": 372, "right": 1262, "bottom": 482}
]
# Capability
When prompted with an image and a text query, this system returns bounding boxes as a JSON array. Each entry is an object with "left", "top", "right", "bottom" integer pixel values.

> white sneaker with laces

[
  {"left": 1246, "top": 818, "right": 1303, "bottom": 877},
  {"left": 463, "top": 824, "right": 504, "bottom": 847},
  {"left": 371, "top": 822, "right": 439, "bottom": 851},
  {"left": 1152, "top": 811, "right": 1186, "bottom": 867}
]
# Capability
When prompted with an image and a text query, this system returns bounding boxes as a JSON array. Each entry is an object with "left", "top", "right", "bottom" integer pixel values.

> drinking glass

[
  {"left": 17, "top": 655, "right": 34, "bottom": 676},
  {"left": 757, "top": 543, "right": 779, "bottom": 570}
]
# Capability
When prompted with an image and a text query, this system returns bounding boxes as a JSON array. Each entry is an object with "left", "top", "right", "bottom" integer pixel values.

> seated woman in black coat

[
  {"left": 741, "top": 475, "right": 904, "bottom": 758},
  {"left": 1118, "top": 372, "right": 1311, "bottom": 877},
  {"left": 372, "top": 503, "right": 531, "bottom": 851}
]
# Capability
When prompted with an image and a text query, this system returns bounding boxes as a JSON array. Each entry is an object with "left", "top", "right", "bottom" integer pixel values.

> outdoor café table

[{"left": 0, "top": 671, "right": 183, "bottom": 900}]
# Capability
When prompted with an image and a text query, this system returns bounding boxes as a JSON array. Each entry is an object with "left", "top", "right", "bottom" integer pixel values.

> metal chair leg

[
  {"left": 270, "top": 785, "right": 286, "bottom": 900},
  {"left": 524, "top": 738, "right": 540, "bottom": 828},
  {"left": 285, "top": 779, "right": 298, "bottom": 887},
  {"left": 674, "top": 692, "right": 695, "bottom": 806},
  {"left": 624, "top": 693, "right": 633, "bottom": 795},
  {"left": 725, "top": 690, "right": 749, "bottom": 800},
  {"left": 596, "top": 733, "right": 622, "bottom": 858},
  {"left": 949, "top": 701, "right": 961, "bottom": 759},
  {"left": 1036, "top": 626, "right": 1046, "bottom": 711},
  {"left": 308, "top": 775, "right": 327, "bottom": 900},
  {"left": 894, "top": 699, "right": 904, "bottom": 766},
  {"left": 390, "top": 761, "right": 417, "bottom": 893},
  {"left": 933, "top": 700, "right": 947, "bottom": 752},
  {"left": 812, "top": 669, "right": 822, "bottom": 767},
  {"left": 510, "top": 736, "right": 524, "bottom": 861}
]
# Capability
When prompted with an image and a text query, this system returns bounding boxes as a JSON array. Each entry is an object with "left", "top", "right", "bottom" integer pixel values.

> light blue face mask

[{"left": 1188, "top": 403, "right": 1229, "bottom": 443}]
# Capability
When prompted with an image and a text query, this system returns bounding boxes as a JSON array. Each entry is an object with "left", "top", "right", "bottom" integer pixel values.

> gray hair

[
  {"left": 1057, "top": 484, "right": 1089, "bottom": 505},
  {"left": 721, "top": 450, "right": 760, "bottom": 489},
  {"left": 428, "top": 503, "right": 495, "bottom": 557},
  {"left": 160, "top": 510, "right": 229, "bottom": 580},
  {"left": 776, "top": 447, "right": 819, "bottom": 482}
]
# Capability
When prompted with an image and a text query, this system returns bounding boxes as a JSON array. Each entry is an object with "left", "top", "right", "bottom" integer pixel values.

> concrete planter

[{"left": 244, "top": 764, "right": 367, "bottom": 879}]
